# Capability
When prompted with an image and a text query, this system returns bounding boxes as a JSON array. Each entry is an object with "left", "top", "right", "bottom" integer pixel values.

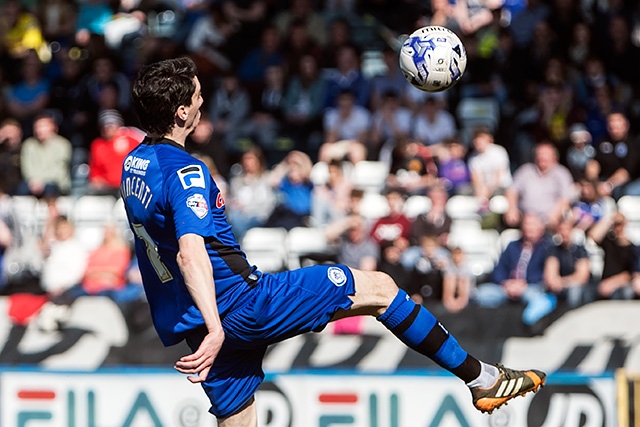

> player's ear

[{"left": 176, "top": 105, "right": 188, "bottom": 121}]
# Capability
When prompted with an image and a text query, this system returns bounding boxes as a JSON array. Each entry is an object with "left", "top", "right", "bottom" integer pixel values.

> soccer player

[{"left": 122, "top": 57, "right": 546, "bottom": 425}]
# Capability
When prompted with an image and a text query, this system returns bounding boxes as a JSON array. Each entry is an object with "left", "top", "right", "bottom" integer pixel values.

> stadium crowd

[{"left": 0, "top": 0, "right": 639, "bottom": 331}]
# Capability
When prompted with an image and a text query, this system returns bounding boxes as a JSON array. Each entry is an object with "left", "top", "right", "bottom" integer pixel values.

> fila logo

[
  {"left": 495, "top": 377, "right": 525, "bottom": 398},
  {"left": 177, "top": 165, "right": 206, "bottom": 189}
]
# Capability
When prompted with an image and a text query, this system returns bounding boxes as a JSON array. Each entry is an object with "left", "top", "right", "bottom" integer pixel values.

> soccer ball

[{"left": 399, "top": 26, "right": 467, "bottom": 93}]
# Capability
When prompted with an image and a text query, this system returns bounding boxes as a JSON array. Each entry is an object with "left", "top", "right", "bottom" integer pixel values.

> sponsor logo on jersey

[
  {"left": 327, "top": 267, "right": 347, "bottom": 287},
  {"left": 177, "top": 165, "right": 206, "bottom": 189},
  {"left": 186, "top": 194, "right": 209, "bottom": 219},
  {"left": 215, "top": 193, "right": 225, "bottom": 209},
  {"left": 124, "top": 155, "right": 151, "bottom": 176}
]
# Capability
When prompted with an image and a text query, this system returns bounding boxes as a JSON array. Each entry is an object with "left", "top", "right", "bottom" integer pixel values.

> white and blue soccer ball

[{"left": 399, "top": 26, "right": 467, "bottom": 93}]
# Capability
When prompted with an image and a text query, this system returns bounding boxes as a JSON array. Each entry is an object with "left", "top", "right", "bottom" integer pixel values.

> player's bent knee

[{"left": 349, "top": 269, "right": 399, "bottom": 314}]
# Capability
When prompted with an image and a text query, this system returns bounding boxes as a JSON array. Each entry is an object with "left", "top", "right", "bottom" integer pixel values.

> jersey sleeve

[{"left": 165, "top": 161, "right": 217, "bottom": 240}]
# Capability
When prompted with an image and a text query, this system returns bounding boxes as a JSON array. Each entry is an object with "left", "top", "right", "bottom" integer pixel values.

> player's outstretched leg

[{"left": 336, "top": 269, "right": 546, "bottom": 414}]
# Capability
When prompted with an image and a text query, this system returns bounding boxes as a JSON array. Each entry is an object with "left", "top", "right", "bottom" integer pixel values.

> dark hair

[{"left": 132, "top": 57, "right": 198, "bottom": 136}]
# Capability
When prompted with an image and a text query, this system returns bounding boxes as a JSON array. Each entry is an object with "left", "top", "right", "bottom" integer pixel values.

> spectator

[
  {"left": 543, "top": 216, "right": 592, "bottom": 308},
  {"left": 17, "top": 111, "right": 72, "bottom": 198},
  {"left": 378, "top": 239, "right": 412, "bottom": 296},
  {"left": 402, "top": 234, "right": 452, "bottom": 305},
  {"left": 326, "top": 213, "right": 379, "bottom": 272},
  {"left": 0, "top": 0, "right": 49, "bottom": 62},
  {"left": 0, "top": 217, "right": 13, "bottom": 290},
  {"left": 370, "top": 89, "right": 412, "bottom": 163},
  {"left": 370, "top": 47, "right": 412, "bottom": 111},
  {"left": 442, "top": 246, "right": 475, "bottom": 313},
  {"left": 438, "top": 137, "right": 472, "bottom": 197},
  {"left": 185, "top": 114, "right": 230, "bottom": 179},
  {"left": 369, "top": 186, "right": 412, "bottom": 248},
  {"left": 322, "top": 44, "right": 370, "bottom": 109},
  {"left": 411, "top": 95, "right": 457, "bottom": 152},
  {"left": 409, "top": 184, "right": 452, "bottom": 247},
  {"left": 283, "top": 54, "right": 325, "bottom": 156},
  {"left": 37, "top": 0, "right": 77, "bottom": 46},
  {"left": 185, "top": 1, "right": 234, "bottom": 91},
  {"left": 273, "top": 0, "right": 327, "bottom": 47},
  {"left": 0, "top": 118, "right": 23, "bottom": 195},
  {"left": 221, "top": 0, "right": 268, "bottom": 67},
  {"left": 265, "top": 150, "right": 314, "bottom": 230},
  {"left": 586, "top": 110, "right": 640, "bottom": 200},
  {"left": 588, "top": 211, "right": 640, "bottom": 300},
  {"left": 572, "top": 177, "right": 615, "bottom": 232},
  {"left": 319, "top": 89, "right": 369, "bottom": 164},
  {"left": 468, "top": 126, "right": 513, "bottom": 205},
  {"left": 565, "top": 123, "right": 595, "bottom": 180},
  {"left": 208, "top": 73, "right": 251, "bottom": 157},
  {"left": 319, "top": 16, "right": 353, "bottom": 69},
  {"left": 237, "top": 25, "right": 284, "bottom": 87},
  {"left": 280, "top": 18, "right": 324, "bottom": 77},
  {"left": 4, "top": 51, "right": 50, "bottom": 130},
  {"left": 386, "top": 139, "right": 439, "bottom": 196},
  {"left": 311, "top": 159, "right": 353, "bottom": 228},
  {"left": 226, "top": 146, "right": 277, "bottom": 240},
  {"left": 475, "top": 212, "right": 556, "bottom": 326},
  {"left": 505, "top": 141, "right": 574, "bottom": 229},
  {"left": 59, "top": 223, "right": 139, "bottom": 306},
  {"left": 40, "top": 214, "right": 89, "bottom": 302},
  {"left": 88, "top": 109, "right": 144, "bottom": 196}
]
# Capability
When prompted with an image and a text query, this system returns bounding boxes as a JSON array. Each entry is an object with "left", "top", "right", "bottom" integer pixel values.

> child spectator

[
  {"left": 442, "top": 246, "right": 475, "bottom": 313},
  {"left": 438, "top": 137, "right": 472, "bottom": 196}
]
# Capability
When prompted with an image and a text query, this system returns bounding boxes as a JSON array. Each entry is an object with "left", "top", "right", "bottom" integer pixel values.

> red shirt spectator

[{"left": 89, "top": 110, "right": 143, "bottom": 193}]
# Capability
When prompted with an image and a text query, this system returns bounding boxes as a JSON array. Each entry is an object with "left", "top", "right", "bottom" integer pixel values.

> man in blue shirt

[{"left": 123, "top": 57, "right": 546, "bottom": 425}]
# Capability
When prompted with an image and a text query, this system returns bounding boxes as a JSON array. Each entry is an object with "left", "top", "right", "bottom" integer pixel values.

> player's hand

[{"left": 174, "top": 329, "right": 225, "bottom": 383}]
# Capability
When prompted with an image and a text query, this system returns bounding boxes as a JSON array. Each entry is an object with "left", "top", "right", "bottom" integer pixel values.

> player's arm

[{"left": 174, "top": 233, "right": 225, "bottom": 383}]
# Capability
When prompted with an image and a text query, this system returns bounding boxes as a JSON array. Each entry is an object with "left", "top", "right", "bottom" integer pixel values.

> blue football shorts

[{"left": 185, "top": 264, "right": 356, "bottom": 418}]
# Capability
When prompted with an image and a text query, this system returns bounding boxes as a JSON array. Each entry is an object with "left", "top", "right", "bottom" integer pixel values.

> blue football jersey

[{"left": 120, "top": 137, "right": 255, "bottom": 346}]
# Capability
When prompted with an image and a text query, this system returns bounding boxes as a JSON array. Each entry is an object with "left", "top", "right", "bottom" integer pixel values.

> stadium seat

[
  {"left": 403, "top": 195, "right": 431, "bottom": 219},
  {"left": 359, "top": 192, "right": 390, "bottom": 220},
  {"left": 489, "top": 195, "right": 509, "bottom": 214},
  {"left": 72, "top": 195, "right": 117, "bottom": 226},
  {"left": 456, "top": 97, "right": 500, "bottom": 145},
  {"left": 617, "top": 196, "right": 640, "bottom": 222},
  {"left": 499, "top": 228, "right": 521, "bottom": 251},
  {"left": 445, "top": 195, "right": 482, "bottom": 221},
  {"left": 448, "top": 229, "right": 500, "bottom": 278},
  {"left": 351, "top": 161, "right": 389, "bottom": 194},
  {"left": 242, "top": 227, "right": 288, "bottom": 273},
  {"left": 286, "top": 226, "right": 329, "bottom": 269}
]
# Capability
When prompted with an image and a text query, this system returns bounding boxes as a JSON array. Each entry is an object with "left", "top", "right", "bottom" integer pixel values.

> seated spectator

[
  {"left": 283, "top": 54, "right": 325, "bottom": 156},
  {"left": 237, "top": 25, "right": 284, "bottom": 86},
  {"left": 311, "top": 159, "right": 353, "bottom": 228},
  {"left": 88, "top": 110, "right": 144, "bottom": 196},
  {"left": 0, "top": 0, "right": 48, "bottom": 61},
  {"left": 475, "top": 213, "right": 556, "bottom": 326},
  {"left": 319, "top": 89, "right": 369, "bottom": 164},
  {"left": 40, "top": 214, "right": 88, "bottom": 302},
  {"left": 0, "top": 217, "right": 13, "bottom": 290},
  {"left": 378, "top": 239, "right": 412, "bottom": 296},
  {"left": 280, "top": 17, "right": 324, "bottom": 77},
  {"left": 402, "top": 234, "right": 452, "bottom": 305},
  {"left": 186, "top": 114, "right": 230, "bottom": 179},
  {"left": 572, "top": 177, "right": 615, "bottom": 232},
  {"left": 438, "top": 137, "right": 472, "bottom": 196},
  {"left": 226, "top": 146, "right": 276, "bottom": 240},
  {"left": 409, "top": 184, "right": 452, "bottom": 247},
  {"left": 0, "top": 118, "right": 23, "bottom": 195},
  {"left": 468, "top": 126, "right": 512, "bottom": 206},
  {"left": 209, "top": 73, "right": 251, "bottom": 157},
  {"left": 369, "top": 186, "right": 412, "bottom": 249},
  {"left": 586, "top": 111, "right": 640, "bottom": 200},
  {"left": 59, "top": 223, "right": 138, "bottom": 306},
  {"left": 370, "top": 47, "right": 413, "bottom": 111},
  {"left": 370, "top": 90, "right": 412, "bottom": 162},
  {"left": 326, "top": 213, "right": 379, "bottom": 272},
  {"left": 411, "top": 95, "right": 457, "bottom": 153},
  {"left": 386, "top": 139, "right": 439, "bottom": 196},
  {"left": 4, "top": 50, "right": 50, "bottom": 130},
  {"left": 504, "top": 141, "right": 574, "bottom": 229},
  {"left": 565, "top": 123, "right": 595, "bottom": 180},
  {"left": 442, "top": 246, "right": 475, "bottom": 313},
  {"left": 322, "top": 44, "right": 370, "bottom": 109},
  {"left": 273, "top": 0, "right": 327, "bottom": 48},
  {"left": 543, "top": 216, "right": 591, "bottom": 307},
  {"left": 17, "top": 111, "right": 72, "bottom": 199},
  {"left": 265, "top": 150, "right": 313, "bottom": 230},
  {"left": 588, "top": 211, "right": 640, "bottom": 300}
]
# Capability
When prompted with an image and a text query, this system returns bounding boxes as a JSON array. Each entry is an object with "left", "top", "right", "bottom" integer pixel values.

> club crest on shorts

[
  {"left": 327, "top": 266, "right": 347, "bottom": 287},
  {"left": 186, "top": 193, "right": 209, "bottom": 219}
]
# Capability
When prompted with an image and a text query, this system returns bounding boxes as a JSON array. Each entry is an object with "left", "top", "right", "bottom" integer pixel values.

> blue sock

[{"left": 377, "top": 289, "right": 480, "bottom": 382}]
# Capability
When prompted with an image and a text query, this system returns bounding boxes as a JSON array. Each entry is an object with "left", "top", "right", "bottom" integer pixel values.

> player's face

[{"left": 185, "top": 77, "right": 204, "bottom": 132}]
